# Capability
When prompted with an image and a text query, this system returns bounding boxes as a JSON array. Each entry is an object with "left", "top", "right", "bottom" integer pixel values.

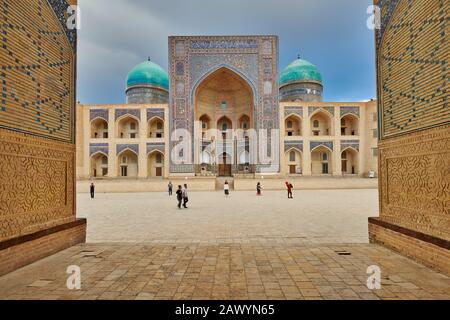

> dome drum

[
  {"left": 279, "top": 58, "right": 323, "bottom": 102},
  {"left": 126, "top": 60, "right": 169, "bottom": 104}
]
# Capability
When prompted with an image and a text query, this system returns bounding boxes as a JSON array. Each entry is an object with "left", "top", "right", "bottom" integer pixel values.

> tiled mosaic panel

[
  {"left": 378, "top": 0, "right": 449, "bottom": 138},
  {"left": 0, "top": 0, "right": 75, "bottom": 142}
]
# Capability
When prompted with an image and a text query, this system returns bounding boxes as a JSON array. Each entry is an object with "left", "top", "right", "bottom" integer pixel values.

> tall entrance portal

[
  {"left": 194, "top": 67, "right": 254, "bottom": 176},
  {"left": 168, "top": 36, "right": 280, "bottom": 175}
]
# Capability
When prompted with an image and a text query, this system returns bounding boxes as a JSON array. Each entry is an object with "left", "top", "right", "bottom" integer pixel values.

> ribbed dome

[
  {"left": 280, "top": 58, "right": 322, "bottom": 86},
  {"left": 126, "top": 60, "right": 169, "bottom": 91}
]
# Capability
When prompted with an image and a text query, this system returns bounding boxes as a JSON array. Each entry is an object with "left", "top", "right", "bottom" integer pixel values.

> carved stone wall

[
  {"left": 378, "top": 125, "right": 450, "bottom": 240},
  {"left": 0, "top": 0, "right": 79, "bottom": 244}
]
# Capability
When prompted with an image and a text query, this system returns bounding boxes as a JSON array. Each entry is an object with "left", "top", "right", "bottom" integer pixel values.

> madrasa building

[{"left": 76, "top": 36, "right": 378, "bottom": 180}]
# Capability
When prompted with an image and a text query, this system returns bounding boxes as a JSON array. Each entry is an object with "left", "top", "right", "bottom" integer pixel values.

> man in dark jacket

[
  {"left": 90, "top": 182, "right": 95, "bottom": 199},
  {"left": 176, "top": 185, "right": 183, "bottom": 209}
]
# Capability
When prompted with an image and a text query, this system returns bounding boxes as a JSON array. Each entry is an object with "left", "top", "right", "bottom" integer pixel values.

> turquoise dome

[
  {"left": 280, "top": 58, "right": 322, "bottom": 86},
  {"left": 126, "top": 60, "right": 169, "bottom": 91}
]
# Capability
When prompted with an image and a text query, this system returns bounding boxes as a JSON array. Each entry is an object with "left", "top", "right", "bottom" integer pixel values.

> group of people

[
  {"left": 168, "top": 182, "right": 189, "bottom": 209},
  {"left": 167, "top": 179, "right": 295, "bottom": 208},
  {"left": 91, "top": 179, "right": 294, "bottom": 206}
]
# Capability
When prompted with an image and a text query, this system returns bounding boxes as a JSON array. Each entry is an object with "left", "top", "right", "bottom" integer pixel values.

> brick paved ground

[
  {"left": 0, "top": 242, "right": 448, "bottom": 300},
  {"left": 0, "top": 190, "right": 448, "bottom": 300}
]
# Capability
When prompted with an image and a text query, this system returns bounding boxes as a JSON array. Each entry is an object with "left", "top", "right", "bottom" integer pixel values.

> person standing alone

[
  {"left": 224, "top": 180, "right": 230, "bottom": 197},
  {"left": 90, "top": 182, "right": 95, "bottom": 199},
  {"left": 286, "top": 181, "right": 293, "bottom": 199},
  {"left": 182, "top": 184, "right": 189, "bottom": 208},
  {"left": 256, "top": 182, "right": 262, "bottom": 196},
  {"left": 168, "top": 181, "right": 173, "bottom": 196}
]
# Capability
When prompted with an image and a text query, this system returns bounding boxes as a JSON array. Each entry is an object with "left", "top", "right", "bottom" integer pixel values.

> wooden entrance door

[
  {"left": 219, "top": 153, "right": 232, "bottom": 176},
  {"left": 289, "top": 165, "right": 296, "bottom": 174},
  {"left": 156, "top": 167, "right": 162, "bottom": 177}
]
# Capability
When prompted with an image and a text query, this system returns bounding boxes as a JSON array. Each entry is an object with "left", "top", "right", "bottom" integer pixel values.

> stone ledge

[
  {"left": 369, "top": 217, "right": 450, "bottom": 276},
  {"left": 0, "top": 219, "right": 87, "bottom": 276}
]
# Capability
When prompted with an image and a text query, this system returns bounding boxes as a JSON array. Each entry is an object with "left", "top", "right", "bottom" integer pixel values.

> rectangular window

[
  {"left": 103, "top": 132, "right": 108, "bottom": 139},
  {"left": 130, "top": 133, "right": 136, "bottom": 139},
  {"left": 372, "top": 113, "right": 378, "bottom": 122},
  {"left": 372, "top": 129, "right": 378, "bottom": 138}
]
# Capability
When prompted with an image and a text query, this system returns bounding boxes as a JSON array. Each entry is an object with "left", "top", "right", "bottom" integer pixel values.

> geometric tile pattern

[
  {"left": 89, "top": 143, "right": 109, "bottom": 156},
  {"left": 117, "top": 144, "right": 139, "bottom": 156},
  {"left": 90, "top": 109, "right": 109, "bottom": 123},
  {"left": 376, "top": 0, "right": 449, "bottom": 138},
  {"left": 115, "top": 109, "right": 140, "bottom": 121},
  {"left": 284, "top": 140, "right": 303, "bottom": 152},
  {"left": 341, "top": 140, "right": 360, "bottom": 152},
  {"left": 147, "top": 108, "right": 165, "bottom": 121},
  {"left": 310, "top": 141, "right": 333, "bottom": 152},
  {"left": 309, "top": 107, "right": 334, "bottom": 116},
  {"left": 340, "top": 107, "right": 360, "bottom": 118},
  {"left": 0, "top": 0, "right": 76, "bottom": 142},
  {"left": 284, "top": 106, "right": 303, "bottom": 118},
  {"left": 147, "top": 143, "right": 165, "bottom": 155}
]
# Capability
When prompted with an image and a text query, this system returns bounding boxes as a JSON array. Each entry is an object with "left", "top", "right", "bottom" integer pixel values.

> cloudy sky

[{"left": 77, "top": 0, "right": 376, "bottom": 104}]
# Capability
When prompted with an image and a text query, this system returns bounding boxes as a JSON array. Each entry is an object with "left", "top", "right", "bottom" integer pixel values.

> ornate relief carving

[
  {"left": 379, "top": 125, "right": 450, "bottom": 241},
  {"left": 0, "top": 129, "right": 75, "bottom": 241}
]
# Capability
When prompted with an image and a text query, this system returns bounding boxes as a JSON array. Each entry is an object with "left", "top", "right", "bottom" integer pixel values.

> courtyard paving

[
  {"left": 77, "top": 189, "right": 379, "bottom": 243},
  {"left": 0, "top": 190, "right": 448, "bottom": 300},
  {"left": 0, "top": 242, "right": 448, "bottom": 300}
]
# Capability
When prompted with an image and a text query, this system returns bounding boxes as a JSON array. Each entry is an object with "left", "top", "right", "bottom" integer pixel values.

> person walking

[
  {"left": 168, "top": 181, "right": 173, "bottom": 196},
  {"left": 182, "top": 184, "right": 189, "bottom": 208},
  {"left": 256, "top": 182, "right": 262, "bottom": 196},
  {"left": 286, "top": 181, "right": 293, "bottom": 199},
  {"left": 224, "top": 180, "right": 230, "bottom": 197},
  {"left": 176, "top": 185, "right": 183, "bottom": 209},
  {"left": 90, "top": 182, "right": 95, "bottom": 199}
]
